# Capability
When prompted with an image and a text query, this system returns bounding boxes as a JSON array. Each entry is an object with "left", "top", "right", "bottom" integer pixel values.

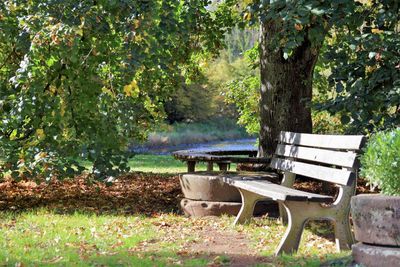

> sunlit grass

[
  {"left": 0, "top": 211, "right": 208, "bottom": 266},
  {"left": 0, "top": 155, "right": 351, "bottom": 266},
  {"left": 129, "top": 154, "right": 198, "bottom": 173},
  {"left": 0, "top": 210, "right": 351, "bottom": 266},
  {"left": 54, "top": 154, "right": 237, "bottom": 175},
  {"left": 129, "top": 155, "right": 237, "bottom": 174}
]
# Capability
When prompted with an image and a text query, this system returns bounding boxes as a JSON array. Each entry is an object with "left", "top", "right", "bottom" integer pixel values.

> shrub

[{"left": 360, "top": 128, "right": 400, "bottom": 196}]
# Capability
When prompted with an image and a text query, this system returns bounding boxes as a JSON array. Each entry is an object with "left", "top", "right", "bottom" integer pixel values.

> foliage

[
  {"left": 240, "top": 0, "right": 359, "bottom": 58},
  {"left": 221, "top": 45, "right": 260, "bottom": 135},
  {"left": 143, "top": 118, "right": 250, "bottom": 149},
  {"left": 163, "top": 24, "right": 258, "bottom": 124},
  {"left": 224, "top": 26, "right": 258, "bottom": 62},
  {"left": 311, "top": 111, "right": 345, "bottom": 134},
  {"left": 221, "top": 0, "right": 398, "bottom": 137},
  {"left": 0, "top": 0, "right": 233, "bottom": 180},
  {"left": 129, "top": 154, "right": 203, "bottom": 174},
  {"left": 360, "top": 128, "right": 400, "bottom": 196},
  {"left": 163, "top": 75, "right": 219, "bottom": 123},
  {"left": 225, "top": 74, "right": 260, "bottom": 135},
  {"left": 224, "top": 43, "right": 345, "bottom": 135},
  {"left": 318, "top": 0, "right": 400, "bottom": 133}
]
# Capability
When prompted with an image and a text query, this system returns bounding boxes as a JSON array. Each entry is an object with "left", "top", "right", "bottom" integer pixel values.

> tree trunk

[{"left": 258, "top": 21, "right": 320, "bottom": 157}]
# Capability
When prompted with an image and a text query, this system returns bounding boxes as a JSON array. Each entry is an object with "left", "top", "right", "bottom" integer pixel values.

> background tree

[
  {"left": 242, "top": 1, "right": 359, "bottom": 155},
  {"left": 221, "top": 0, "right": 398, "bottom": 156}
]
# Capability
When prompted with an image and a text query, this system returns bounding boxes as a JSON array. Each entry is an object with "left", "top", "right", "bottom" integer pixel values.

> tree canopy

[
  {"left": 0, "top": 0, "right": 233, "bottom": 180},
  {"left": 0, "top": 0, "right": 398, "bottom": 180},
  {"left": 222, "top": 0, "right": 399, "bottom": 154}
]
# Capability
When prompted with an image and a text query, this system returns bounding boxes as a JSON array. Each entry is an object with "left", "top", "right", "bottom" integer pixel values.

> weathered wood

[
  {"left": 275, "top": 144, "right": 358, "bottom": 168},
  {"left": 217, "top": 162, "right": 229, "bottom": 171},
  {"left": 174, "top": 153, "right": 270, "bottom": 164},
  {"left": 211, "top": 131, "right": 364, "bottom": 255},
  {"left": 278, "top": 131, "right": 365, "bottom": 150},
  {"left": 207, "top": 162, "right": 213, "bottom": 171},
  {"left": 187, "top": 161, "right": 196, "bottom": 172},
  {"left": 221, "top": 176, "right": 333, "bottom": 203},
  {"left": 270, "top": 158, "right": 355, "bottom": 186}
]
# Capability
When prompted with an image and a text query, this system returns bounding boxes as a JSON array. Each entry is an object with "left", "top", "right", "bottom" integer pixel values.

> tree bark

[{"left": 258, "top": 21, "right": 320, "bottom": 157}]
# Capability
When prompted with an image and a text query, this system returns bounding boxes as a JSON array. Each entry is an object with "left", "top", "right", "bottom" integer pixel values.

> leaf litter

[{"left": 0, "top": 172, "right": 377, "bottom": 266}]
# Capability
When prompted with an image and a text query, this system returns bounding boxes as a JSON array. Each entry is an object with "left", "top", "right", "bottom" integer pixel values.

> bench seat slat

[
  {"left": 270, "top": 158, "right": 355, "bottom": 186},
  {"left": 220, "top": 175, "right": 333, "bottom": 203},
  {"left": 275, "top": 144, "right": 358, "bottom": 168},
  {"left": 279, "top": 131, "right": 365, "bottom": 150}
]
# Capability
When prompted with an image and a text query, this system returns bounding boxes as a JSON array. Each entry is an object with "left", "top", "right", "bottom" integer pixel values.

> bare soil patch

[{"left": 184, "top": 226, "right": 271, "bottom": 267}]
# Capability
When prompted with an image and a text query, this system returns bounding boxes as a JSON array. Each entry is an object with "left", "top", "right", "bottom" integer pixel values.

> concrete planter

[
  {"left": 351, "top": 194, "right": 400, "bottom": 266},
  {"left": 179, "top": 172, "right": 278, "bottom": 217},
  {"left": 180, "top": 198, "right": 278, "bottom": 217},
  {"left": 179, "top": 173, "right": 241, "bottom": 202}
]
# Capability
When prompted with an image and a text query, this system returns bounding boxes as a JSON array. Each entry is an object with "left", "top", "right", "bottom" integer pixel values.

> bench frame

[{"left": 219, "top": 131, "right": 365, "bottom": 255}]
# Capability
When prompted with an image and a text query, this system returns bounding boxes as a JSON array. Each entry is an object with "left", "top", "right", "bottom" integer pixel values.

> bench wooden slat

[
  {"left": 275, "top": 144, "right": 358, "bottom": 168},
  {"left": 220, "top": 176, "right": 333, "bottom": 203},
  {"left": 270, "top": 158, "right": 355, "bottom": 185},
  {"left": 278, "top": 131, "right": 365, "bottom": 150}
]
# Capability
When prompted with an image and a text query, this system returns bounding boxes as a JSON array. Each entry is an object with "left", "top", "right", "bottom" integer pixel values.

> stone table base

[{"left": 352, "top": 242, "right": 400, "bottom": 267}]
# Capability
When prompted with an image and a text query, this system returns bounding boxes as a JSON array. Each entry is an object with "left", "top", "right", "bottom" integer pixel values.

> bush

[{"left": 360, "top": 128, "right": 400, "bottom": 196}]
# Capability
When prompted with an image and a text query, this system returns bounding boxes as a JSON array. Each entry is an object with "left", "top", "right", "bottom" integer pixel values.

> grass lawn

[
  {"left": 129, "top": 154, "right": 196, "bottom": 173},
  {"left": 0, "top": 211, "right": 351, "bottom": 266},
  {"left": 128, "top": 154, "right": 237, "bottom": 174},
  {"left": 0, "top": 155, "right": 353, "bottom": 266}
]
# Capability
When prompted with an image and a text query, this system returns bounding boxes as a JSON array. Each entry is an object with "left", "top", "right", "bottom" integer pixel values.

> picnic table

[{"left": 172, "top": 147, "right": 271, "bottom": 172}]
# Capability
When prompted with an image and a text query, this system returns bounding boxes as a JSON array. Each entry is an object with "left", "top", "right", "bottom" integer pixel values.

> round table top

[{"left": 172, "top": 148, "right": 271, "bottom": 164}]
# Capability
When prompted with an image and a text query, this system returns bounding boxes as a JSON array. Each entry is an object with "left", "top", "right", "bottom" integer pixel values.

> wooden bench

[{"left": 208, "top": 131, "right": 365, "bottom": 255}]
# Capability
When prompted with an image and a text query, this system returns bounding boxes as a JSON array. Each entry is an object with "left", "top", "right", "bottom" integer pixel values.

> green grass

[
  {"left": 129, "top": 154, "right": 199, "bottom": 173},
  {"left": 78, "top": 154, "right": 207, "bottom": 174},
  {"left": 0, "top": 211, "right": 209, "bottom": 266},
  {"left": 129, "top": 155, "right": 237, "bottom": 174},
  {"left": 0, "top": 155, "right": 351, "bottom": 266},
  {"left": 0, "top": 211, "right": 351, "bottom": 266}
]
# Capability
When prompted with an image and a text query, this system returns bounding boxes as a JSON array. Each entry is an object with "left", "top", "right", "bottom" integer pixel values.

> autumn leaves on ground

[{"left": 0, "top": 160, "right": 366, "bottom": 266}]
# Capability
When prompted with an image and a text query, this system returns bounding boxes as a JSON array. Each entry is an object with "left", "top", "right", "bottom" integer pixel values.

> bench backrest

[{"left": 271, "top": 131, "right": 366, "bottom": 186}]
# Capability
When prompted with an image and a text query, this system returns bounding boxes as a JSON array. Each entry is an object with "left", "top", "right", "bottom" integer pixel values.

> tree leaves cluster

[
  {"left": 0, "top": 0, "right": 233, "bottom": 180},
  {"left": 319, "top": 0, "right": 400, "bottom": 133},
  {"left": 222, "top": 0, "right": 399, "bottom": 144}
]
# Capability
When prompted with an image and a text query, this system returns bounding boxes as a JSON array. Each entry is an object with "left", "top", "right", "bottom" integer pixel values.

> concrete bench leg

[
  {"left": 334, "top": 216, "right": 354, "bottom": 251},
  {"left": 234, "top": 189, "right": 264, "bottom": 225},
  {"left": 275, "top": 202, "right": 308, "bottom": 255}
]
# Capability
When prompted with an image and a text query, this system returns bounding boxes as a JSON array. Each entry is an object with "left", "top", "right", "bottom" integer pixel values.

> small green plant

[{"left": 360, "top": 128, "right": 400, "bottom": 196}]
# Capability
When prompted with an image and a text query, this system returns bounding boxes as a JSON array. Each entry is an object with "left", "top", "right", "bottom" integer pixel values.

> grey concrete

[
  {"left": 351, "top": 194, "right": 400, "bottom": 246},
  {"left": 180, "top": 198, "right": 278, "bottom": 218},
  {"left": 352, "top": 242, "right": 400, "bottom": 267},
  {"left": 179, "top": 174, "right": 241, "bottom": 202},
  {"left": 180, "top": 199, "right": 242, "bottom": 217}
]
